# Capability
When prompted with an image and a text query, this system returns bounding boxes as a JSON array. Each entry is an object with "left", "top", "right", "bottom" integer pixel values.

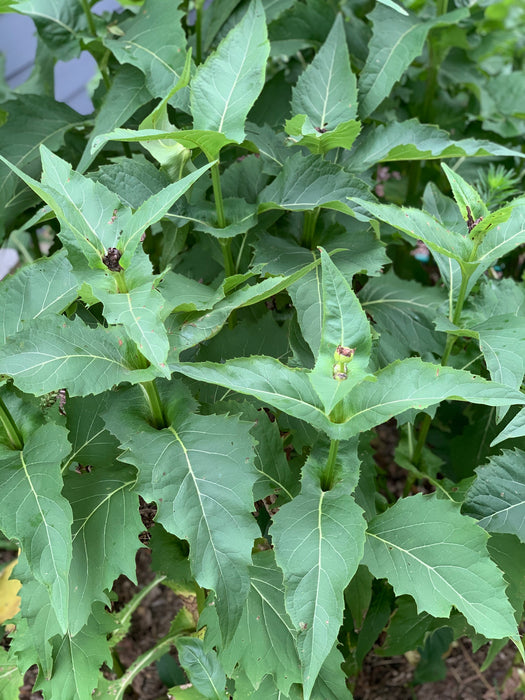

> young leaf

[
  {"left": 463, "top": 449, "right": 525, "bottom": 544},
  {"left": 0, "top": 646, "right": 23, "bottom": 700},
  {"left": 176, "top": 637, "right": 226, "bottom": 699},
  {"left": 272, "top": 439, "right": 366, "bottom": 699},
  {"left": 358, "top": 5, "right": 468, "bottom": 118},
  {"left": 103, "top": 383, "right": 260, "bottom": 643},
  {"left": 364, "top": 493, "right": 519, "bottom": 640},
  {"left": 191, "top": 0, "right": 269, "bottom": 142},
  {"left": 291, "top": 15, "right": 357, "bottom": 127},
  {"left": 0, "top": 316, "right": 159, "bottom": 397},
  {"left": 95, "top": 285, "right": 170, "bottom": 375},
  {"left": 0, "top": 424, "right": 72, "bottom": 633},
  {"left": 308, "top": 249, "right": 372, "bottom": 414},
  {"left": 492, "top": 407, "right": 525, "bottom": 446},
  {"left": 441, "top": 163, "right": 488, "bottom": 227}
]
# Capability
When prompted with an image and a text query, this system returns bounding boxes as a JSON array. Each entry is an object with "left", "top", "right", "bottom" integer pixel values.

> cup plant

[{"left": 1, "top": 0, "right": 525, "bottom": 698}]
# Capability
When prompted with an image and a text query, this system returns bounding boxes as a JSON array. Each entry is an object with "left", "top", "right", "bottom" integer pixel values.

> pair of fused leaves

[
  {"left": 171, "top": 249, "right": 524, "bottom": 695},
  {"left": 353, "top": 163, "right": 525, "bottom": 302},
  {"left": 93, "top": 0, "right": 270, "bottom": 163},
  {"left": 172, "top": 248, "right": 525, "bottom": 440},
  {"left": 0, "top": 145, "right": 214, "bottom": 375}
]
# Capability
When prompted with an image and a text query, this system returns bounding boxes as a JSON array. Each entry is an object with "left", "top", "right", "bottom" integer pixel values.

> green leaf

[
  {"left": 308, "top": 249, "right": 372, "bottom": 414},
  {"left": 463, "top": 449, "right": 525, "bottom": 544},
  {"left": 78, "top": 66, "right": 151, "bottom": 174},
  {"left": 364, "top": 493, "right": 519, "bottom": 640},
  {"left": 0, "top": 316, "right": 159, "bottom": 397},
  {"left": 119, "top": 162, "right": 213, "bottom": 266},
  {"left": 258, "top": 152, "right": 370, "bottom": 216},
  {"left": 285, "top": 116, "right": 361, "bottom": 155},
  {"left": 176, "top": 638, "right": 226, "bottom": 700},
  {"left": 34, "top": 607, "right": 112, "bottom": 700},
  {"left": 0, "top": 95, "right": 84, "bottom": 235},
  {"left": 359, "top": 270, "right": 447, "bottom": 360},
  {"left": 103, "top": 383, "right": 260, "bottom": 642},
  {"left": 63, "top": 459, "right": 141, "bottom": 636},
  {"left": 348, "top": 119, "right": 525, "bottom": 171},
  {"left": 336, "top": 358, "right": 525, "bottom": 439},
  {"left": 171, "top": 356, "right": 326, "bottom": 428},
  {"left": 441, "top": 163, "right": 488, "bottom": 226},
  {"left": 0, "top": 249, "right": 78, "bottom": 344},
  {"left": 102, "top": 0, "right": 188, "bottom": 101},
  {"left": 0, "top": 424, "right": 72, "bottom": 632},
  {"left": 0, "top": 146, "right": 127, "bottom": 267},
  {"left": 358, "top": 5, "right": 468, "bottom": 118},
  {"left": 268, "top": 0, "right": 336, "bottom": 57},
  {"left": 289, "top": 15, "right": 358, "bottom": 147},
  {"left": 351, "top": 197, "right": 470, "bottom": 265},
  {"left": 92, "top": 126, "right": 236, "bottom": 162},
  {"left": 191, "top": 0, "right": 269, "bottom": 142},
  {"left": 216, "top": 549, "right": 301, "bottom": 694},
  {"left": 96, "top": 284, "right": 170, "bottom": 374},
  {"left": 0, "top": 647, "right": 23, "bottom": 700},
  {"left": 272, "top": 439, "right": 366, "bottom": 699},
  {"left": 14, "top": 0, "right": 87, "bottom": 61},
  {"left": 492, "top": 407, "right": 525, "bottom": 446}
]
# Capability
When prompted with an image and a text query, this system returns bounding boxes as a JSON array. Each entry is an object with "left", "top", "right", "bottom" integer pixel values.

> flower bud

[
  {"left": 333, "top": 364, "right": 348, "bottom": 381},
  {"left": 333, "top": 345, "right": 355, "bottom": 364}
]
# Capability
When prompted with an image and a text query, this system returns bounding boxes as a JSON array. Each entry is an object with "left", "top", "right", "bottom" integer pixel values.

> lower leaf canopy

[
  {"left": 364, "top": 493, "right": 519, "bottom": 641},
  {"left": 103, "top": 382, "right": 260, "bottom": 643}
]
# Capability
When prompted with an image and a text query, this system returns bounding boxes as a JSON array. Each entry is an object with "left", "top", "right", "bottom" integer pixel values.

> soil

[{"left": 2, "top": 422, "right": 524, "bottom": 699}]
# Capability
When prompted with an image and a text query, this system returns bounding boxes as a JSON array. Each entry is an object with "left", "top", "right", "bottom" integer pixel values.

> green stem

[
  {"left": 301, "top": 208, "right": 320, "bottom": 249},
  {"left": 211, "top": 162, "right": 226, "bottom": 228},
  {"left": 0, "top": 395, "right": 23, "bottom": 451},
  {"left": 412, "top": 268, "right": 473, "bottom": 467},
  {"left": 111, "top": 574, "right": 166, "bottom": 646},
  {"left": 210, "top": 161, "right": 235, "bottom": 278},
  {"left": 320, "top": 439, "right": 339, "bottom": 491},
  {"left": 195, "top": 3, "right": 203, "bottom": 65},
  {"left": 112, "top": 630, "right": 179, "bottom": 700},
  {"left": 79, "top": 0, "right": 97, "bottom": 36},
  {"left": 140, "top": 381, "right": 167, "bottom": 429}
]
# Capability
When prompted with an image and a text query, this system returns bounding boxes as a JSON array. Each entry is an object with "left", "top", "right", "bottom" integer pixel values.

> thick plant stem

[
  {"left": 80, "top": 0, "right": 97, "bottom": 36},
  {"left": 195, "top": 2, "right": 203, "bottom": 64},
  {"left": 0, "top": 395, "right": 23, "bottom": 450},
  {"left": 211, "top": 162, "right": 226, "bottom": 228},
  {"left": 111, "top": 574, "right": 167, "bottom": 645},
  {"left": 320, "top": 439, "right": 339, "bottom": 491},
  {"left": 412, "top": 267, "right": 474, "bottom": 466},
  {"left": 111, "top": 629, "right": 182, "bottom": 699},
  {"left": 210, "top": 161, "right": 235, "bottom": 277},
  {"left": 302, "top": 208, "right": 320, "bottom": 249},
  {"left": 141, "top": 381, "right": 167, "bottom": 429}
]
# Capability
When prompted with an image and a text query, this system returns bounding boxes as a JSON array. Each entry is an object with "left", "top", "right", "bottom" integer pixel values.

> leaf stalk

[
  {"left": 0, "top": 395, "right": 23, "bottom": 450},
  {"left": 140, "top": 381, "right": 168, "bottom": 429},
  {"left": 320, "top": 438, "right": 339, "bottom": 491}
]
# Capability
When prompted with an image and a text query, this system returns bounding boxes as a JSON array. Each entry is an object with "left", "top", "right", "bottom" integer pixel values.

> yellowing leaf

[{"left": 0, "top": 558, "right": 21, "bottom": 624}]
